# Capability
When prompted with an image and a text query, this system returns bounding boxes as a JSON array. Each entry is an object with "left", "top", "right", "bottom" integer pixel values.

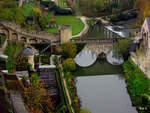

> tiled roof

[{"left": 22, "top": 48, "right": 35, "bottom": 56}]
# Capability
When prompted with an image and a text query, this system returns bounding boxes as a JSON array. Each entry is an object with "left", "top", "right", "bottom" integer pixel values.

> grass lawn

[
  {"left": 56, "top": 15, "right": 84, "bottom": 36},
  {"left": 45, "top": 27, "right": 57, "bottom": 33},
  {"left": 45, "top": 15, "right": 84, "bottom": 36}
]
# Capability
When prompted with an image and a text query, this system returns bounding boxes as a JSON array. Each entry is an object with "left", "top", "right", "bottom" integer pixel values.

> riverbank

[{"left": 123, "top": 58, "right": 150, "bottom": 113}]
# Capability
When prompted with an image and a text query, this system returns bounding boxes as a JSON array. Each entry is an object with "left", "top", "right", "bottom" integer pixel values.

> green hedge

[{"left": 123, "top": 58, "right": 150, "bottom": 113}]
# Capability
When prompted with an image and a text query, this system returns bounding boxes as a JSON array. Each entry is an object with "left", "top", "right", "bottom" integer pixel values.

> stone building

[
  {"left": 22, "top": 48, "right": 36, "bottom": 70},
  {"left": 141, "top": 17, "right": 150, "bottom": 56}
]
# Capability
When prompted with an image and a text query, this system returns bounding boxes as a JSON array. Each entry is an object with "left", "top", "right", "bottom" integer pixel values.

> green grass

[
  {"left": 56, "top": 15, "right": 84, "bottom": 36},
  {"left": 73, "top": 60, "right": 123, "bottom": 76},
  {"left": 123, "top": 58, "right": 150, "bottom": 113},
  {"left": 45, "top": 27, "right": 57, "bottom": 33},
  {"left": 46, "top": 15, "right": 84, "bottom": 36}
]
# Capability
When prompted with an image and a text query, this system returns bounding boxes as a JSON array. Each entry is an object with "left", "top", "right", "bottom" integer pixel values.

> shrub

[
  {"left": 123, "top": 58, "right": 150, "bottom": 112},
  {"left": 62, "top": 42, "right": 77, "bottom": 58},
  {"left": 63, "top": 58, "right": 76, "bottom": 72}
]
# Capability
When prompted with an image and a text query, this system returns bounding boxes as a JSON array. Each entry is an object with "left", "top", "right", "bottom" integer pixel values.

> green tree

[
  {"left": 15, "top": 7, "right": 25, "bottom": 26},
  {"left": 62, "top": 42, "right": 77, "bottom": 58},
  {"left": 39, "top": 16, "right": 47, "bottom": 30},
  {"left": 0, "top": 8, "right": 15, "bottom": 21},
  {"left": 23, "top": 2, "right": 35, "bottom": 19},
  {"left": 63, "top": 58, "right": 76, "bottom": 72},
  {"left": 113, "top": 39, "right": 131, "bottom": 57}
]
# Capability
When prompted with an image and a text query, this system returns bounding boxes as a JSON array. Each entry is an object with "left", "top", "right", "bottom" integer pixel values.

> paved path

[
  {"left": 72, "top": 16, "right": 89, "bottom": 38},
  {"left": 10, "top": 91, "right": 28, "bottom": 113}
]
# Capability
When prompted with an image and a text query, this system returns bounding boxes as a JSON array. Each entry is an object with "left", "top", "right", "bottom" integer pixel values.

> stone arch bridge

[
  {"left": 71, "top": 38, "right": 123, "bottom": 56},
  {"left": 83, "top": 43, "right": 113, "bottom": 56},
  {"left": 0, "top": 20, "right": 60, "bottom": 44}
]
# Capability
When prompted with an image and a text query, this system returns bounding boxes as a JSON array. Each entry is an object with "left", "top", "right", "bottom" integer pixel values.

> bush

[
  {"left": 63, "top": 58, "right": 76, "bottom": 72},
  {"left": 123, "top": 58, "right": 150, "bottom": 113},
  {"left": 62, "top": 42, "right": 77, "bottom": 58}
]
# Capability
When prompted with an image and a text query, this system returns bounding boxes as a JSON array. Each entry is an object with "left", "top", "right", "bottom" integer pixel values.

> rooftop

[{"left": 22, "top": 48, "right": 35, "bottom": 56}]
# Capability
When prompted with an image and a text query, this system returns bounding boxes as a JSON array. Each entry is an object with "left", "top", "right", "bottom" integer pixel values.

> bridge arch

[
  {"left": 1, "top": 28, "right": 9, "bottom": 39},
  {"left": 98, "top": 52, "right": 107, "bottom": 60},
  {"left": 29, "top": 38, "right": 38, "bottom": 44},
  {"left": 83, "top": 44, "right": 113, "bottom": 56},
  {"left": 20, "top": 37, "right": 27, "bottom": 43},
  {"left": 12, "top": 33, "right": 18, "bottom": 41}
]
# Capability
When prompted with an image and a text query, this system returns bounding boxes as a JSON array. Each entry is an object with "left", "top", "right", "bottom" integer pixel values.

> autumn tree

[
  {"left": 24, "top": 73, "right": 54, "bottom": 113},
  {"left": 62, "top": 42, "right": 77, "bottom": 58},
  {"left": 63, "top": 58, "right": 76, "bottom": 72},
  {"left": 32, "top": 7, "right": 42, "bottom": 24},
  {"left": 134, "top": 0, "right": 150, "bottom": 24}
]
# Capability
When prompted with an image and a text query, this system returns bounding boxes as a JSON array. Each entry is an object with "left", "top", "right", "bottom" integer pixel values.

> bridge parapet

[{"left": 71, "top": 38, "right": 113, "bottom": 44}]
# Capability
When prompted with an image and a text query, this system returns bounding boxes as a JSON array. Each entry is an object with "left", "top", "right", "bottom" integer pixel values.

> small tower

[
  {"left": 22, "top": 48, "right": 36, "bottom": 70},
  {"left": 59, "top": 25, "right": 72, "bottom": 44}
]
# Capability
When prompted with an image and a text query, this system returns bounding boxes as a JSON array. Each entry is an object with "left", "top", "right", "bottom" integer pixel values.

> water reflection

[
  {"left": 74, "top": 50, "right": 97, "bottom": 67},
  {"left": 106, "top": 50, "right": 124, "bottom": 65},
  {"left": 76, "top": 75, "right": 138, "bottom": 113}
]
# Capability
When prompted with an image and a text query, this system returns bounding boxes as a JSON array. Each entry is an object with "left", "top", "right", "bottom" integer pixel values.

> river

[
  {"left": 76, "top": 75, "right": 138, "bottom": 113},
  {"left": 74, "top": 24, "right": 138, "bottom": 113}
]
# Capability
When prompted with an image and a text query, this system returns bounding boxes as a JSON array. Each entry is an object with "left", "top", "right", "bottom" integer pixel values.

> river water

[
  {"left": 76, "top": 75, "right": 138, "bottom": 113},
  {"left": 75, "top": 24, "right": 138, "bottom": 113}
]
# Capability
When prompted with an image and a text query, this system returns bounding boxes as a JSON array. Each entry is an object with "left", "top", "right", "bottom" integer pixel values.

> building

[{"left": 141, "top": 17, "right": 150, "bottom": 56}]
